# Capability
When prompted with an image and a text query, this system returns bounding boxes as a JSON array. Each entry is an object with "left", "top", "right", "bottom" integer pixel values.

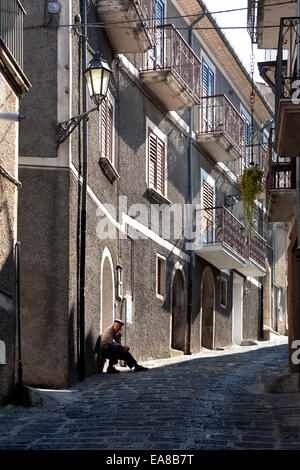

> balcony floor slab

[
  {"left": 236, "top": 259, "right": 266, "bottom": 278},
  {"left": 196, "top": 132, "right": 242, "bottom": 163},
  {"left": 196, "top": 243, "right": 246, "bottom": 271},
  {"left": 275, "top": 100, "right": 300, "bottom": 157},
  {"left": 96, "top": 0, "right": 153, "bottom": 53},
  {"left": 267, "top": 189, "right": 296, "bottom": 222},
  {"left": 140, "top": 69, "right": 198, "bottom": 111}
]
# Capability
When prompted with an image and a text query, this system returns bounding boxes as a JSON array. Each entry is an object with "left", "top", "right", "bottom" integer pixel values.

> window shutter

[
  {"left": 148, "top": 128, "right": 165, "bottom": 195},
  {"left": 203, "top": 180, "right": 214, "bottom": 210},
  {"left": 148, "top": 129, "right": 157, "bottom": 188},
  {"left": 202, "top": 60, "right": 214, "bottom": 97},
  {"left": 101, "top": 100, "right": 107, "bottom": 157},
  {"left": 100, "top": 97, "right": 114, "bottom": 163},
  {"left": 203, "top": 179, "right": 214, "bottom": 243},
  {"left": 156, "top": 0, "right": 165, "bottom": 26},
  {"left": 107, "top": 101, "right": 113, "bottom": 162}
]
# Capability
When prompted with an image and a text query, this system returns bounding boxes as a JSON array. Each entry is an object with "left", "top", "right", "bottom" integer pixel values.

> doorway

[
  {"left": 232, "top": 272, "right": 244, "bottom": 345},
  {"left": 171, "top": 269, "right": 186, "bottom": 352},
  {"left": 201, "top": 267, "right": 215, "bottom": 349}
]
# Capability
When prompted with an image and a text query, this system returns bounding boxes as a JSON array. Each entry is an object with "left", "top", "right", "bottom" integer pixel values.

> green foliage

[{"left": 239, "top": 167, "right": 264, "bottom": 230}]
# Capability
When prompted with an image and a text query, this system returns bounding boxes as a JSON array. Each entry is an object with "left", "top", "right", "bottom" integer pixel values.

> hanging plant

[{"left": 239, "top": 166, "right": 264, "bottom": 230}]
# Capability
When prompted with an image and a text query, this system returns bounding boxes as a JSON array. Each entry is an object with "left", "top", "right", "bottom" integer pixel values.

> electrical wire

[{"left": 55, "top": 0, "right": 296, "bottom": 30}]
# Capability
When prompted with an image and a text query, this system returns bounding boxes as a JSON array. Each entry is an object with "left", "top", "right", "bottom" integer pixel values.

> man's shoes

[
  {"left": 134, "top": 364, "right": 148, "bottom": 372},
  {"left": 106, "top": 366, "right": 120, "bottom": 374}
]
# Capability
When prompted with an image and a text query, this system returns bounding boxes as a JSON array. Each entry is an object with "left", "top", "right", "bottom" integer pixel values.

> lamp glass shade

[{"left": 85, "top": 53, "right": 112, "bottom": 107}]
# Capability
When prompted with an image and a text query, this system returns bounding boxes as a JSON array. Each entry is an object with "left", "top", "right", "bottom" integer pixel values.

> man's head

[{"left": 113, "top": 319, "right": 124, "bottom": 332}]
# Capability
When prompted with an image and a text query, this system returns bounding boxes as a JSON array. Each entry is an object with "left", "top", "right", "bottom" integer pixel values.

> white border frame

[{"left": 100, "top": 247, "right": 115, "bottom": 334}]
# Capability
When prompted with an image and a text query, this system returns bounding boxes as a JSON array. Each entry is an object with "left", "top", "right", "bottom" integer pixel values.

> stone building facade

[
  {"left": 17, "top": 0, "right": 273, "bottom": 389},
  {"left": 0, "top": 1, "right": 30, "bottom": 403}
]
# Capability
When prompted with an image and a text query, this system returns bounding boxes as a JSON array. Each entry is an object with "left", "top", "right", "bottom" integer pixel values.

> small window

[
  {"left": 157, "top": 255, "right": 166, "bottom": 298},
  {"left": 100, "top": 93, "right": 114, "bottom": 164},
  {"left": 220, "top": 277, "right": 228, "bottom": 308}
]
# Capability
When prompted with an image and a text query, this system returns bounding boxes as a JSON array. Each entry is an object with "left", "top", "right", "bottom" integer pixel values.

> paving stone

[{"left": 0, "top": 336, "right": 299, "bottom": 450}]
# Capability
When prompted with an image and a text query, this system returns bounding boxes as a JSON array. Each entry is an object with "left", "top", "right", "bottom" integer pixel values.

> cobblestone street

[{"left": 0, "top": 335, "right": 300, "bottom": 451}]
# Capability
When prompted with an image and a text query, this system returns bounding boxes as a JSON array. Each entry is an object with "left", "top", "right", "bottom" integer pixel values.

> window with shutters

[
  {"left": 100, "top": 93, "right": 114, "bottom": 164},
  {"left": 148, "top": 127, "right": 166, "bottom": 196}
]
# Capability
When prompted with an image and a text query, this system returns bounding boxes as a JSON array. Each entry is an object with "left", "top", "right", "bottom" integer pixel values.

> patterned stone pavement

[{"left": 0, "top": 335, "right": 300, "bottom": 451}]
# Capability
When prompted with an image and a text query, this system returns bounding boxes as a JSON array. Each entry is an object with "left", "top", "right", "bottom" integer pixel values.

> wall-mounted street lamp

[{"left": 56, "top": 52, "right": 112, "bottom": 144}]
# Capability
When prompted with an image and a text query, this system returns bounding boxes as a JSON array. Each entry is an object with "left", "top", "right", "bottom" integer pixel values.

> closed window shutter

[
  {"left": 148, "top": 128, "right": 165, "bottom": 195},
  {"left": 100, "top": 98, "right": 114, "bottom": 162},
  {"left": 156, "top": 0, "right": 165, "bottom": 26},
  {"left": 202, "top": 60, "right": 214, "bottom": 97},
  {"left": 148, "top": 130, "right": 157, "bottom": 187},
  {"left": 202, "top": 60, "right": 215, "bottom": 132},
  {"left": 203, "top": 179, "right": 214, "bottom": 243}
]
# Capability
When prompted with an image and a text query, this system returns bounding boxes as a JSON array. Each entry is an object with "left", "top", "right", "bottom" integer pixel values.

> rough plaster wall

[
  {"left": 19, "top": 0, "right": 58, "bottom": 158},
  {"left": 18, "top": 168, "right": 70, "bottom": 389},
  {"left": 0, "top": 73, "right": 18, "bottom": 402}
]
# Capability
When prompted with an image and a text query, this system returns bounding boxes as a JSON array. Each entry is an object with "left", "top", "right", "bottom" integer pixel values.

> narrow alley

[{"left": 0, "top": 336, "right": 299, "bottom": 451}]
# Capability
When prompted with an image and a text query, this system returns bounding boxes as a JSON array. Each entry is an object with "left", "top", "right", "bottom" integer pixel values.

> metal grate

[
  {"left": 0, "top": 0, "right": 25, "bottom": 69},
  {"left": 141, "top": 24, "right": 202, "bottom": 104},
  {"left": 195, "top": 94, "right": 245, "bottom": 156}
]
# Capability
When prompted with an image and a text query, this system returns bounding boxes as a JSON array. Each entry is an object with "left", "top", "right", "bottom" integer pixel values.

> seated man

[{"left": 101, "top": 319, "right": 148, "bottom": 373}]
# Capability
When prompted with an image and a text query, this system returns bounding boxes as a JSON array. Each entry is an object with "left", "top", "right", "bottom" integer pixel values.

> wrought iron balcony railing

[
  {"left": 201, "top": 206, "right": 248, "bottom": 260},
  {"left": 248, "top": 230, "right": 266, "bottom": 269},
  {"left": 0, "top": 0, "right": 25, "bottom": 69},
  {"left": 266, "top": 130, "right": 296, "bottom": 203},
  {"left": 141, "top": 24, "right": 202, "bottom": 104},
  {"left": 275, "top": 16, "right": 300, "bottom": 121},
  {"left": 195, "top": 94, "right": 245, "bottom": 156}
]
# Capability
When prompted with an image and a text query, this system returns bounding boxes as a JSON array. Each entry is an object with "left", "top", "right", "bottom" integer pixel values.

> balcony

[
  {"left": 195, "top": 95, "right": 245, "bottom": 163},
  {"left": 265, "top": 134, "right": 296, "bottom": 222},
  {"left": 95, "top": 0, "right": 156, "bottom": 53},
  {"left": 140, "top": 25, "right": 201, "bottom": 111},
  {"left": 237, "top": 231, "right": 266, "bottom": 277},
  {"left": 247, "top": 0, "right": 297, "bottom": 49},
  {"left": 274, "top": 17, "right": 300, "bottom": 157},
  {"left": 196, "top": 207, "right": 247, "bottom": 271}
]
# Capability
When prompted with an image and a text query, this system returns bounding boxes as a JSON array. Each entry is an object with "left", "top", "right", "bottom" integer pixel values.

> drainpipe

[
  {"left": 186, "top": 10, "right": 206, "bottom": 355},
  {"left": 78, "top": 0, "right": 88, "bottom": 382},
  {"left": 296, "top": 0, "right": 300, "bottom": 391}
]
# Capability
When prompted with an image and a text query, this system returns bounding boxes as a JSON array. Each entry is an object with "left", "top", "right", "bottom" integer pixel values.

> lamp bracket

[
  {"left": 224, "top": 194, "right": 241, "bottom": 207},
  {"left": 56, "top": 106, "right": 98, "bottom": 144}
]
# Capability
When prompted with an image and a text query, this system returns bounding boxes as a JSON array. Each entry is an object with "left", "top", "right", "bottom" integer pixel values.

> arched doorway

[
  {"left": 101, "top": 249, "right": 114, "bottom": 333},
  {"left": 171, "top": 269, "right": 186, "bottom": 352},
  {"left": 201, "top": 267, "right": 215, "bottom": 350}
]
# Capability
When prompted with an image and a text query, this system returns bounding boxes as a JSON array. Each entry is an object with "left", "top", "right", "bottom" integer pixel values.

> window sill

[
  {"left": 147, "top": 188, "right": 171, "bottom": 205},
  {"left": 99, "top": 157, "right": 120, "bottom": 183}
]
